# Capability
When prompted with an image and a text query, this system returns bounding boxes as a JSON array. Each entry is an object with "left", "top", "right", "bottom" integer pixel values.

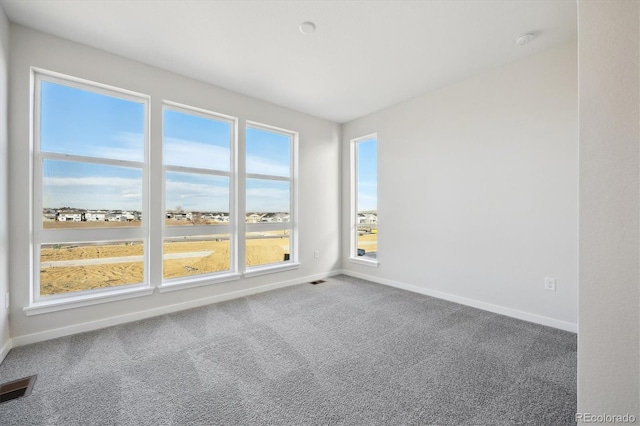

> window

[
  {"left": 33, "top": 71, "right": 150, "bottom": 303},
  {"left": 162, "top": 103, "right": 237, "bottom": 286},
  {"left": 245, "top": 123, "right": 297, "bottom": 271},
  {"left": 29, "top": 69, "right": 299, "bottom": 312},
  {"left": 350, "top": 134, "right": 378, "bottom": 265}
]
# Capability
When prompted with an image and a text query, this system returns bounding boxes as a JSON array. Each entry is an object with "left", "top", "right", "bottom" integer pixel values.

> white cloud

[
  {"left": 358, "top": 192, "right": 378, "bottom": 211},
  {"left": 246, "top": 155, "right": 289, "bottom": 177},
  {"left": 115, "top": 131, "right": 145, "bottom": 146},
  {"left": 246, "top": 187, "right": 289, "bottom": 212},
  {"left": 165, "top": 179, "right": 229, "bottom": 211},
  {"left": 164, "top": 137, "right": 230, "bottom": 171},
  {"left": 43, "top": 176, "right": 142, "bottom": 210},
  {"left": 358, "top": 181, "right": 377, "bottom": 189}
]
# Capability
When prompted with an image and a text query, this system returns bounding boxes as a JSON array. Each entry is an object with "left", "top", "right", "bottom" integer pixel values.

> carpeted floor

[{"left": 0, "top": 275, "right": 576, "bottom": 425}]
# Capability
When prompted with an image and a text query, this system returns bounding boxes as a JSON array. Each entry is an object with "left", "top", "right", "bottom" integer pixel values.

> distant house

[
  {"left": 212, "top": 214, "right": 229, "bottom": 223},
  {"left": 263, "top": 213, "right": 289, "bottom": 223},
  {"left": 121, "top": 211, "right": 136, "bottom": 221},
  {"left": 106, "top": 214, "right": 126, "bottom": 222},
  {"left": 57, "top": 210, "right": 83, "bottom": 222},
  {"left": 85, "top": 211, "right": 106, "bottom": 221},
  {"left": 247, "top": 213, "right": 263, "bottom": 223},
  {"left": 42, "top": 212, "right": 56, "bottom": 222},
  {"left": 358, "top": 213, "right": 377, "bottom": 224}
]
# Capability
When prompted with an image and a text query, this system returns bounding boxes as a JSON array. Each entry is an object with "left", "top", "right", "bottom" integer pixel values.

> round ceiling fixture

[
  {"left": 299, "top": 21, "right": 316, "bottom": 34},
  {"left": 515, "top": 33, "right": 535, "bottom": 46}
]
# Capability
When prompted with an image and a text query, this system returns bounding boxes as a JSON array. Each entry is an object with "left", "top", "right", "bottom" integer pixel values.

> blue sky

[
  {"left": 41, "top": 81, "right": 145, "bottom": 211},
  {"left": 41, "top": 81, "right": 294, "bottom": 213},
  {"left": 358, "top": 138, "right": 378, "bottom": 212}
]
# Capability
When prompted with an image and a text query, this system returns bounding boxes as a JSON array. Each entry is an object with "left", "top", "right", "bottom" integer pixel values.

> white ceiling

[{"left": 0, "top": 0, "right": 577, "bottom": 123}]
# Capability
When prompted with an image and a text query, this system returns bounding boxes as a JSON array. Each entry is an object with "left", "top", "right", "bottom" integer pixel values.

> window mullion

[
  {"left": 164, "top": 165, "right": 231, "bottom": 177},
  {"left": 246, "top": 173, "right": 290, "bottom": 181},
  {"left": 41, "top": 152, "right": 144, "bottom": 169}
]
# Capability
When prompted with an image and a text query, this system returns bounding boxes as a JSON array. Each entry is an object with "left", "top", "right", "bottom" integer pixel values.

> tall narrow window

[
  {"left": 33, "top": 71, "right": 149, "bottom": 300},
  {"left": 162, "top": 103, "right": 236, "bottom": 285},
  {"left": 351, "top": 135, "right": 378, "bottom": 264},
  {"left": 245, "top": 123, "right": 297, "bottom": 270}
]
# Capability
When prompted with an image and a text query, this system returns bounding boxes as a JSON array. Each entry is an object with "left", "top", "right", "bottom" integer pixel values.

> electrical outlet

[
  {"left": 314, "top": 250, "right": 319, "bottom": 259},
  {"left": 544, "top": 277, "right": 556, "bottom": 291}
]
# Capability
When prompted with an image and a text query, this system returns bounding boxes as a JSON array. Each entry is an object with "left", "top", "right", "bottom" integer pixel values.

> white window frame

[
  {"left": 349, "top": 133, "right": 379, "bottom": 267},
  {"left": 27, "top": 68, "right": 153, "bottom": 315},
  {"left": 243, "top": 121, "right": 299, "bottom": 276},
  {"left": 160, "top": 101, "right": 240, "bottom": 291},
  {"left": 25, "top": 70, "right": 303, "bottom": 314}
]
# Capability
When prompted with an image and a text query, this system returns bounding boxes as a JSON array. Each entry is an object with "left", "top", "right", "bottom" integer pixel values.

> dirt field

[
  {"left": 357, "top": 233, "right": 378, "bottom": 253},
  {"left": 40, "top": 236, "right": 290, "bottom": 296},
  {"left": 40, "top": 262, "right": 144, "bottom": 296}
]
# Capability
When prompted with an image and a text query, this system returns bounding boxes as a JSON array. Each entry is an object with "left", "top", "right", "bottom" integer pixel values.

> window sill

[
  {"left": 159, "top": 272, "right": 242, "bottom": 293},
  {"left": 24, "top": 286, "right": 154, "bottom": 316},
  {"left": 244, "top": 262, "right": 301, "bottom": 278},
  {"left": 348, "top": 257, "right": 380, "bottom": 268}
]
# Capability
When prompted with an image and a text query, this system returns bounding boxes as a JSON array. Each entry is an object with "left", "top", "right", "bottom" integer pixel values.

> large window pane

[
  {"left": 163, "top": 235, "right": 230, "bottom": 279},
  {"left": 42, "top": 159, "right": 142, "bottom": 228},
  {"left": 246, "top": 179, "right": 290, "bottom": 217},
  {"left": 165, "top": 172, "right": 229, "bottom": 225},
  {"left": 356, "top": 137, "right": 378, "bottom": 260},
  {"left": 40, "top": 81, "right": 145, "bottom": 162},
  {"left": 163, "top": 109, "right": 231, "bottom": 171},
  {"left": 39, "top": 240, "right": 144, "bottom": 296},
  {"left": 246, "top": 230, "right": 290, "bottom": 267},
  {"left": 246, "top": 127, "right": 291, "bottom": 177}
]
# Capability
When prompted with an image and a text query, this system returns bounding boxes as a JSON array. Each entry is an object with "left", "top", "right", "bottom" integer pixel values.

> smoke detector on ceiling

[
  {"left": 515, "top": 33, "right": 535, "bottom": 46},
  {"left": 299, "top": 22, "right": 316, "bottom": 34}
]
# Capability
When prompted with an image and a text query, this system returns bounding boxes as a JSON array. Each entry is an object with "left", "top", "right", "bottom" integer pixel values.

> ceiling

[{"left": 0, "top": 0, "right": 577, "bottom": 123}]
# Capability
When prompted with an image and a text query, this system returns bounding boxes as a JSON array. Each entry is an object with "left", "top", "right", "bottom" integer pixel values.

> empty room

[{"left": 0, "top": 1, "right": 638, "bottom": 425}]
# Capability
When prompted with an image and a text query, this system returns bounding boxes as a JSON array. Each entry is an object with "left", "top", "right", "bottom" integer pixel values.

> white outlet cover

[{"left": 544, "top": 277, "right": 556, "bottom": 291}]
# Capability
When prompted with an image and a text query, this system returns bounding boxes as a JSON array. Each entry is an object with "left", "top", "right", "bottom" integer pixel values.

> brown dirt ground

[
  {"left": 357, "top": 233, "right": 378, "bottom": 253},
  {"left": 41, "top": 243, "right": 144, "bottom": 261},
  {"left": 40, "top": 237, "right": 290, "bottom": 296}
]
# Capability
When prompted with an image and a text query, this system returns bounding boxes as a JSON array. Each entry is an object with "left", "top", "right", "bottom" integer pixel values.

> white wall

[
  {"left": 0, "top": 5, "right": 10, "bottom": 361},
  {"left": 342, "top": 42, "right": 578, "bottom": 331},
  {"left": 578, "top": 0, "right": 640, "bottom": 417},
  {"left": 8, "top": 24, "right": 341, "bottom": 343}
]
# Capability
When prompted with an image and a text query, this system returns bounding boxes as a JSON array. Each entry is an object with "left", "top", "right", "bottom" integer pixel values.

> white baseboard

[
  {"left": 0, "top": 338, "right": 12, "bottom": 364},
  {"left": 10, "top": 268, "right": 575, "bottom": 348},
  {"left": 12, "top": 270, "right": 343, "bottom": 347},
  {"left": 340, "top": 270, "right": 578, "bottom": 333}
]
